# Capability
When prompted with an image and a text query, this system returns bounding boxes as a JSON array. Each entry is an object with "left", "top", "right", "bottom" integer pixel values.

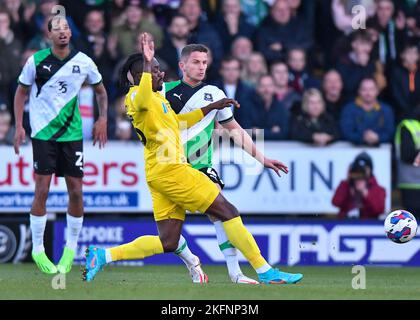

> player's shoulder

[
  {"left": 201, "top": 84, "right": 225, "bottom": 95},
  {"left": 200, "top": 84, "right": 226, "bottom": 101},
  {"left": 28, "top": 48, "right": 52, "bottom": 66},
  {"left": 126, "top": 86, "right": 138, "bottom": 102},
  {"left": 124, "top": 88, "right": 135, "bottom": 114},
  {"left": 71, "top": 50, "right": 93, "bottom": 63},
  {"left": 164, "top": 80, "right": 182, "bottom": 93}
]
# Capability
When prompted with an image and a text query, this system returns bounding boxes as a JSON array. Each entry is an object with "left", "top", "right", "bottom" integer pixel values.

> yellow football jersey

[{"left": 125, "top": 73, "right": 204, "bottom": 181}]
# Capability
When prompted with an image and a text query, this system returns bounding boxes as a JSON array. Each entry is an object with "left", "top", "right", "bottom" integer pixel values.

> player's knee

[
  {"left": 160, "top": 236, "right": 179, "bottom": 252},
  {"left": 220, "top": 200, "right": 239, "bottom": 220},
  {"left": 34, "top": 187, "right": 49, "bottom": 203},
  {"left": 68, "top": 189, "right": 83, "bottom": 204}
]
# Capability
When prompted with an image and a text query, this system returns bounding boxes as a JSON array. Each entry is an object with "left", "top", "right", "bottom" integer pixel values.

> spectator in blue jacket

[
  {"left": 213, "top": 0, "right": 256, "bottom": 55},
  {"left": 256, "top": 0, "right": 313, "bottom": 63},
  {"left": 179, "top": 0, "right": 223, "bottom": 67},
  {"left": 248, "top": 75, "right": 290, "bottom": 140},
  {"left": 336, "top": 30, "right": 379, "bottom": 101},
  {"left": 340, "top": 77, "right": 395, "bottom": 146},
  {"left": 212, "top": 56, "right": 256, "bottom": 129}
]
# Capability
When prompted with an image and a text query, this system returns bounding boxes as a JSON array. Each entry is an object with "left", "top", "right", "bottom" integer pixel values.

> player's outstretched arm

[
  {"left": 177, "top": 98, "right": 240, "bottom": 129},
  {"left": 133, "top": 33, "right": 154, "bottom": 109},
  {"left": 221, "top": 119, "right": 288, "bottom": 177},
  {"left": 92, "top": 83, "right": 108, "bottom": 149}
]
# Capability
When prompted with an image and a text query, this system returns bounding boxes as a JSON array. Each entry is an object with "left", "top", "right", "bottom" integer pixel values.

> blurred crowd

[{"left": 0, "top": 0, "right": 419, "bottom": 146}]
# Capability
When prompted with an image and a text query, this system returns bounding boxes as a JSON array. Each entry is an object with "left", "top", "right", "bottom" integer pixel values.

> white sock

[
  {"left": 105, "top": 249, "right": 113, "bottom": 263},
  {"left": 30, "top": 214, "right": 47, "bottom": 254},
  {"left": 213, "top": 220, "right": 242, "bottom": 277},
  {"left": 256, "top": 263, "right": 272, "bottom": 274},
  {"left": 66, "top": 213, "right": 83, "bottom": 251},
  {"left": 174, "top": 235, "right": 196, "bottom": 267}
]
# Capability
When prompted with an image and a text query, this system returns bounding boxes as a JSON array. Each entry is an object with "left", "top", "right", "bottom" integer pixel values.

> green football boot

[
  {"left": 57, "top": 247, "right": 75, "bottom": 274},
  {"left": 32, "top": 251, "right": 58, "bottom": 274}
]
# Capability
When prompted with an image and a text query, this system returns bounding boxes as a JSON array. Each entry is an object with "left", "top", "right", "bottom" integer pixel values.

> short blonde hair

[{"left": 302, "top": 88, "right": 325, "bottom": 114}]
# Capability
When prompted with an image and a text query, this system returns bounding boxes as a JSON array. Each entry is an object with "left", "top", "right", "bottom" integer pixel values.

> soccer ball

[{"left": 384, "top": 210, "right": 418, "bottom": 244}]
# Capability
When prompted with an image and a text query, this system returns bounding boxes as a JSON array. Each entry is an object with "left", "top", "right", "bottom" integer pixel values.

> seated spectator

[
  {"left": 390, "top": 41, "right": 420, "bottom": 122},
  {"left": 394, "top": 0, "right": 420, "bottom": 42},
  {"left": 290, "top": 89, "right": 340, "bottom": 145},
  {"left": 26, "top": 15, "right": 51, "bottom": 50},
  {"left": 60, "top": 0, "right": 112, "bottom": 34},
  {"left": 322, "top": 69, "right": 345, "bottom": 121},
  {"left": 248, "top": 75, "right": 290, "bottom": 140},
  {"left": 288, "top": 0, "right": 316, "bottom": 30},
  {"left": 111, "top": 2, "right": 163, "bottom": 57},
  {"left": 241, "top": 52, "right": 268, "bottom": 88},
  {"left": 287, "top": 47, "right": 319, "bottom": 94},
  {"left": 340, "top": 77, "right": 395, "bottom": 145},
  {"left": 230, "top": 36, "right": 253, "bottom": 66},
  {"left": 0, "top": 101, "right": 14, "bottom": 145},
  {"left": 395, "top": 105, "right": 420, "bottom": 219},
  {"left": 75, "top": 10, "right": 120, "bottom": 94},
  {"left": 270, "top": 61, "right": 301, "bottom": 114},
  {"left": 0, "top": 8, "right": 22, "bottom": 105},
  {"left": 240, "top": 0, "right": 269, "bottom": 26},
  {"left": 157, "top": 14, "right": 189, "bottom": 77},
  {"left": 148, "top": 0, "right": 181, "bottom": 27},
  {"left": 30, "top": 0, "right": 80, "bottom": 40},
  {"left": 332, "top": 152, "right": 386, "bottom": 219},
  {"left": 367, "top": 0, "right": 407, "bottom": 67},
  {"left": 336, "top": 30, "right": 383, "bottom": 101},
  {"left": 214, "top": 0, "right": 255, "bottom": 55},
  {"left": 212, "top": 56, "right": 256, "bottom": 128},
  {"left": 256, "top": 0, "right": 313, "bottom": 63},
  {"left": 179, "top": 0, "right": 223, "bottom": 67},
  {"left": 4, "top": 0, "right": 36, "bottom": 42}
]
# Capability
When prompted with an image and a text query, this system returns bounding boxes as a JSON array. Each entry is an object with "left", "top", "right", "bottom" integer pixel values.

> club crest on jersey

[
  {"left": 162, "top": 102, "right": 168, "bottom": 113},
  {"left": 204, "top": 93, "right": 213, "bottom": 102},
  {"left": 72, "top": 65, "right": 80, "bottom": 73}
]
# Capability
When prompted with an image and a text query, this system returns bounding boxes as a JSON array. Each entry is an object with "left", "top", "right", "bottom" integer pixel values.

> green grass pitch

[{"left": 1, "top": 264, "right": 420, "bottom": 300}]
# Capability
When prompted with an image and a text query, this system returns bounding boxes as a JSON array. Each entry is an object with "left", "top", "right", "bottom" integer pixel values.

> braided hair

[{"left": 119, "top": 53, "right": 144, "bottom": 93}]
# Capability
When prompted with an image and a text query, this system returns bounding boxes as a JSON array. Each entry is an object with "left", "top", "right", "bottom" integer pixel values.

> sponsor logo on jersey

[
  {"left": 173, "top": 93, "right": 182, "bottom": 100},
  {"left": 72, "top": 65, "right": 80, "bottom": 73},
  {"left": 204, "top": 93, "right": 213, "bottom": 102},
  {"left": 162, "top": 102, "right": 168, "bottom": 113},
  {"left": 43, "top": 65, "right": 52, "bottom": 72}
]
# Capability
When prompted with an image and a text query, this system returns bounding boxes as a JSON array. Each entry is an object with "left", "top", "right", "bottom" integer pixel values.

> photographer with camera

[{"left": 332, "top": 152, "right": 386, "bottom": 219}]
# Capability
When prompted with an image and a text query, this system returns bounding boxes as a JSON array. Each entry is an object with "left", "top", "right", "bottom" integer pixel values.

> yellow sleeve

[
  {"left": 132, "top": 72, "right": 153, "bottom": 112},
  {"left": 177, "top": 109, "right": 204, "bottom": 129}
]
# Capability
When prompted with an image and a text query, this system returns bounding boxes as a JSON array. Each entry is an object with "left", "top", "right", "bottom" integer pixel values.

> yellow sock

[
  {"left": 110, "top": 235, "right": 163, "bottom": 261},
  {"left": 222, "top": 216, "right": 268, "bottom": 270}
]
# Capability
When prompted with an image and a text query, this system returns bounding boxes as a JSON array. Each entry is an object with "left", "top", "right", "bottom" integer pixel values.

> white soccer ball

[{"left": 384, "top": 210, "right": 418, "bottom": 243}]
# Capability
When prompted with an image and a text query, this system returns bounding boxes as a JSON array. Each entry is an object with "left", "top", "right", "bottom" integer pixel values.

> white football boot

[
  {"left": 231, "top": 273, "right": 259, "bottom": 284},
  {"left": 189, "top": 256, "right": 209, "bottom": 283}
]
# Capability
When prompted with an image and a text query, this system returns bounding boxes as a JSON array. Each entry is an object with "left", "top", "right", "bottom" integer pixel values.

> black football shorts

[
  {"left": 31, "top": 138, "right": 84, "bottom": 178},
  {"left": 199, "top": 167, "right": 225, "bottom": 189}
]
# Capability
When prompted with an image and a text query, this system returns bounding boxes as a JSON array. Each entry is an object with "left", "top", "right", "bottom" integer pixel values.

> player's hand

[
  {"left": 141, "top": 32, "right": 154, "bottom": 63},
  {"left": 14, "top": 126, "right": 26, "bottom": 155},
  {"left": 263, "top": 158, "right": 288, "bottom": 177},
  {"left": 209, "top": 98, "right": 240, "bottom": 110},
  {"left": 414, "top": 152, "right": 420, "bottom": 167},
  {"left": 93, "top": 116, "right": 108, "bottom": 149}
]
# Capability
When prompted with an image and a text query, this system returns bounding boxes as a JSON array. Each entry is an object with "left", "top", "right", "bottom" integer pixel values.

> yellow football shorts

[{"left": 147, "top": 165, "right": 220, "bottom": 221}]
